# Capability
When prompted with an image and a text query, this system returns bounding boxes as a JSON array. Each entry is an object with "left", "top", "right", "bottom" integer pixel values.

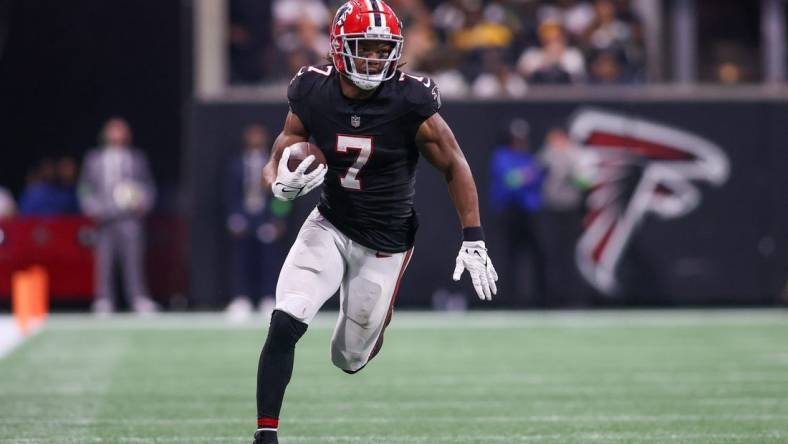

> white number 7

[{"left": 336, "top": 134, "right": 373, "bottom": 190}]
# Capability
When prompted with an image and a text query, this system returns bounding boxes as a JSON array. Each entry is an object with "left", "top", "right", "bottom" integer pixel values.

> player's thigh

[
  {"left": 332, "top": 249, "right": 412, "bottom": 352},
  {"left": 276, "top": 216, "right": 343, "bottom": 323}
]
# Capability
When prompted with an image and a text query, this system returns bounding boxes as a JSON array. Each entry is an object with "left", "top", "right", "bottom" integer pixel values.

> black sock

[{"left": 256, "top": 309, "right": 308, "bottom": 423}]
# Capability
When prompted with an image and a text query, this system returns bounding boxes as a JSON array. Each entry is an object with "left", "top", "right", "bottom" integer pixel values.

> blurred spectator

[
  {"left": 697, "top": 1, "right": 760, "bottom": 83},
  {"left": 400, "top": 20, "right": 438, "bottom": 72},
  {"left": 481, "top": 0, "right": 531, "bottom": 55},
  {"left": 225, "top": 124, "right": 292, "bottom": 321},
  {"left": 581, "top": 0, "right": 629, "bottom": 50},
  {"left": 389, "top": 0, "right": 432, "bottom": 28},
  {"left": 0, "top": 186, "right": 15, "bottom": 218},
  {"left": 540, "top": 127, "right": 583, "bottom": 211},
  {"left": 517, "top": 21, "right": 585, "bottom": 84},
  {"left": 539, "top": 125, "right": 588, "bottom": 306},
  {"left": 705, "top": 43, "right": 756, "bottom": 84},
  {"left": 588, "top": 49, "right": 627, "bottom": 84},
  {"left": 227, "top": 0, "right": 651, "bottom": 90},
  {"left": 489, "top": 118, "right": 547, "bottom": 306},
  {"left": 431, "top": 67, "right": 471, "bottom": 98},
  {"left": 537, "top": 0, "right": 596, "bottom": 43},
  {"left": 432, "top": 0, "right": 468, "bottom": 40},
  {"left": 229, "top": 0, "right": 273, "bottom": 83},
  {"left": 55, "top": 156, "right": 80, "bottom": 213},
  {"left": 19, "top": 159, "right": 56, "bottom": 215},
  {"left": 78, "top": 117, "right": 158, "bottom": 315},
  {"left": 716, "top": 61, "right": 743, "bottom": 85},
  {"left": 18, "top": 157, "right": 80, "bottom": 215},
  {"left": 471, "top": 48, "right": 527, "bottom": 98},
  {"left": 579, "top": 0, "right": 644, "bottom": 81},
  {"left": 447, "top": 0, "right": 514, "bottom": 82},
  {"left": 272, "top": 0, "right": 330, "bottom": 78}
]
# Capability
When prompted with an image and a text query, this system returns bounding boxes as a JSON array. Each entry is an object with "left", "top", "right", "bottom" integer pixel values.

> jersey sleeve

[
  {"left": 287, "top": 67, "right": 312, "bottom": 130},
  {"left": 405, "top": 74, "right": 442, "bottom": 122}
]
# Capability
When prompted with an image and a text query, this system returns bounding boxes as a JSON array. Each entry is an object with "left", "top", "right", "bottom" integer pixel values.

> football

[{"left": 286, "top": 142, "right": 326, "bottom": 174}]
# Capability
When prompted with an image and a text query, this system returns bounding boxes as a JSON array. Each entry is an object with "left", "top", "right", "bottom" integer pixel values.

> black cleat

[{"left": 253, "top": 430, "right": 278, "bottom": 444}]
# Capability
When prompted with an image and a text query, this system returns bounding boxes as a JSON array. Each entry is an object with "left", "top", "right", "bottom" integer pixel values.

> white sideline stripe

[
  {"left": 0, "top": 316, "right": 38, "bottom": 359},
  {"left": 42, "top": 309, "right": 788, "bottom": 331},
  {"left": 271, "top": 432, "right": 787, "bottom": 443},
  {"left": 0, "top": 431, "right": 785, "bottom": 443}
]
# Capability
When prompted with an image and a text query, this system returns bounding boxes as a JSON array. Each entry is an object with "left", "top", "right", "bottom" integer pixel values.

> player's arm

[
  {"left": 416, "top": 113, "right": 498, "bottom": 301},
  {"left": 263, "top": 111, "right": 326, "bottom": 201},
  {"left": 415, "top": 113, "right": 480, "bottom": 228}
]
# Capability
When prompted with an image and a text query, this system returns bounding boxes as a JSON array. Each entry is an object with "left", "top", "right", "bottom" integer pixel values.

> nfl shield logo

[{"left": 351, "top": 115, "right": 361, "bottom": 128}]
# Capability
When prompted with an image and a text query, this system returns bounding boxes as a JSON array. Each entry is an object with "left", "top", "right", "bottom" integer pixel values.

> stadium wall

[{"left": 188, "top": 100, "right": 788, "bottom": 308}]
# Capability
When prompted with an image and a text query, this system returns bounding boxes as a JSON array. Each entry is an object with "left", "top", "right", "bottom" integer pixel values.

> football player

[{"left": 253, "top": 1, "right": 498, "bottom": 443}]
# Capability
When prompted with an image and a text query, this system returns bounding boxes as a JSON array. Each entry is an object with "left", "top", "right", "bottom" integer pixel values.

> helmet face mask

[
  {"left": 336, "top": 35, "right": 402, "bottom": 90},
  {"left": 330, "top": 1, "right": 404, "bottom": 91}
]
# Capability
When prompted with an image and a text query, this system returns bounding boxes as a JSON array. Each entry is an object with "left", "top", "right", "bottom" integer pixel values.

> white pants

[{"left": 275, "top": 209, "right": 414, "bottom": 372}]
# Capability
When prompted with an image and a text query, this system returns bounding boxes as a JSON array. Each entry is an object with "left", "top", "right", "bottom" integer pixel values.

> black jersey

[{"left": 287, "top": 64, "right": 441, "bottom": 253}]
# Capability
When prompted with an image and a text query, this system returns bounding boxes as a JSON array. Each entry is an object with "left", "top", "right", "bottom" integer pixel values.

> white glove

[
  {"left": 271, "top": 146, "right": 327, "bottom": 201},
  {"left": 452, "top": 240, "right": 498, "bottom": 301}
]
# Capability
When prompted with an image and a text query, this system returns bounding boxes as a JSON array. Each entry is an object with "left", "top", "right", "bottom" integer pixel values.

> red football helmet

[{"left": 330, "top": 0, "right": 404, "bottom": 90}]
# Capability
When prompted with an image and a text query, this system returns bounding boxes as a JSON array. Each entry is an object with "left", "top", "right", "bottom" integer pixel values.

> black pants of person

[
  {"left": 94, "top": 218, "right": 150, "bottom": 306},
  {"left": 503, "top": 207, "right": 547, "bottom": 307},
  {"left": 232, "top": 220, "right": 285, "bottom": 305},
  {"left": 540, "top": 208, "right": 592, "bottom": 307}
]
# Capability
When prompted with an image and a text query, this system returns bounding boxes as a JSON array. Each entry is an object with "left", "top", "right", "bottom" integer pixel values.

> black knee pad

[{"left": 265, "top": 309, "right": 308, "bottom": 351}]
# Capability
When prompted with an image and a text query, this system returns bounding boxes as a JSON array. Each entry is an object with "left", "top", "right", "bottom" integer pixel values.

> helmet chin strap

[
  {"left": 349, "top": 75, "right": 381, "bottom": 90},
  {"left": 338, "top": 70, "right": 380, "bottom": 92}
]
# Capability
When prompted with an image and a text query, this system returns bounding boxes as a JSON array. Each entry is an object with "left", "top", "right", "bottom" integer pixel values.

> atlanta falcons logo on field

[{"left": 569, "top": 108, "right": 730, "bottom": 295}]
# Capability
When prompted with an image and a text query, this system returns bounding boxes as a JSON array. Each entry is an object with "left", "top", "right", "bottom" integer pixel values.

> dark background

[
  {"left": 0, "top": 0, "right": 185, "bottom": 204},
  {"left": 1, "top": 1, "right": 785, "bottom": 308},
  {"left": 190, "top": 100, "right": 788, "bottom": 308}
]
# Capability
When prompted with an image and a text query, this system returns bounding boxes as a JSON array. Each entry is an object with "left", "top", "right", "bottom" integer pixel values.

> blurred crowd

[
  {"left": 488, "top": 117, "right": 593, "bottom": 306},
  {"left": 0, "top": 120, "right": 154, "bottom": 221},
  {"left": 0, "top": 118, "right": 291, "bottom": 317},
  {"left": 0, "top": 157, "right": 80, "bottom": 219},
  {"left": 230, "top": 0, "right": 646, "bottom": 97},
  {"left": 0, "top": 119, "right": 160, "bottom": 314}
]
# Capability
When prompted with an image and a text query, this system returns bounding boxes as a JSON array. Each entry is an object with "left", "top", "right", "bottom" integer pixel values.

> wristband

[{"left": 462, "top": 226, "right": 485, "bottom": 242}]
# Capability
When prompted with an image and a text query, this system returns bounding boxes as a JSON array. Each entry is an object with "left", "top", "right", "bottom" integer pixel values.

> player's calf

[{"left": 256, "top": 310, "right": 308, "bottom": 441}]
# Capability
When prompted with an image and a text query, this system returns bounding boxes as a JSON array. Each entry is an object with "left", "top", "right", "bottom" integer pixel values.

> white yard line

[
  {"left": 1, "top": 414, "right": 787, "bottom": 426},
  {"left": 0, "top": 431, "right": 785, "bottom": 443}
]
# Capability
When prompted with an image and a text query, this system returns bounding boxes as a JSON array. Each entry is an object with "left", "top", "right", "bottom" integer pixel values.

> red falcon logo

[
  {"left": 334, "top": 3, "right": 353, "bottom": 28},
  {"left": 569, "top": 109, "right": 730, "bottom": 295}
]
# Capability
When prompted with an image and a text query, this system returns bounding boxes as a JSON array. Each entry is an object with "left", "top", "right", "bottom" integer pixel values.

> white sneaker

[
  {"left": 92, "top": 298, "right": 115, "bottom": 316},
  {"left": 132, "top": 296, "right": 160, "bottom": 315},
  {"left": 225, "top": 296, "right": 253, "bottom": 323}
]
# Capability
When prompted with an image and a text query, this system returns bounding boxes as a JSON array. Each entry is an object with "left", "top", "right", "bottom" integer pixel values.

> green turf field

[{"left": 1, "top": 310, "right": 787, "bottom": 443}]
